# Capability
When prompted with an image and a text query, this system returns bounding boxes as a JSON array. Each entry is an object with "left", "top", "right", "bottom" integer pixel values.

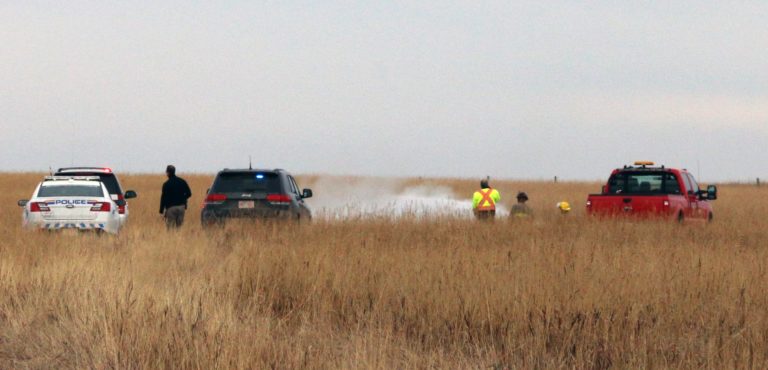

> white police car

[
  {"left": 18, "top": 176, "right": 123, "bottom": 234},
  {"left": 54, "top": 167, "right": 137, "bottom": 225}
]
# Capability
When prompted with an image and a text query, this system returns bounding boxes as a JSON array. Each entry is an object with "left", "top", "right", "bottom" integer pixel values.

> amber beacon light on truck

[{"left": 634, "top": 161, "right": 654, "bottom": 166}]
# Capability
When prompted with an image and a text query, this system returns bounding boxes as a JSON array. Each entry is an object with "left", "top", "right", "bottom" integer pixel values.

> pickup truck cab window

[
  {"left": 608, "top": 172, "right": 681, "bottom": 195},
  {"left": 681, "top": 173, "right": 694, "bottom": 194},
  {"left": 686, "top": 173, "right": 701, "bottom": 194}
]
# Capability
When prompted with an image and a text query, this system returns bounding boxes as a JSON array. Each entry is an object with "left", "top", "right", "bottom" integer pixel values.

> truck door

[
  {"left": 686, "top": 173, "right": 705, "bottom": 219},
  {"left": 680, "top": 173, "right": 696, "bottom": 219}
]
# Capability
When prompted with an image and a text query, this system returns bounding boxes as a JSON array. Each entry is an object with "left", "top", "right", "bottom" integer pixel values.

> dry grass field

[{"left": 0, "top": 173, "right": 767, "bottom": 369}]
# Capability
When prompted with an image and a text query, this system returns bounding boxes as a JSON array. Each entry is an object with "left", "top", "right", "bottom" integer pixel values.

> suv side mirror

[
  {"left": 302, "top": 189, "right": 313, "bottom": 199},
  {"left": 706, "top": 185, "right": 718, "bottom": 200},
  {"left": 18, "top": 200, "right": 28, "bottom": 207},
  {"left": 124, "top": 190, "right": 137, "bottom": 199}
]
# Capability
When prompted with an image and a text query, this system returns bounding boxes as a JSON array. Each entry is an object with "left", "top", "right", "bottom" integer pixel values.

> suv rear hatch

[{"left": 204, "top": 172, "right": 291, "bottom": 218}]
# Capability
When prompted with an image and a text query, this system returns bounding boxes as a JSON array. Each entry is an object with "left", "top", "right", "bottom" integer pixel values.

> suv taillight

[
  {"left": 30, "top": 202, "right": 50, "bottom": 212},
  {"left": 117, "top": 194, "right": 126, "bottom": 214},
  {"left": 266, "top": 194, "right": 292, "bottom": 205},
  {"left": 204, "top": 193, "right": 227, "bottom": 205},
  {"left": 90, "top": 202, "right": 111, "bottom": 212}
]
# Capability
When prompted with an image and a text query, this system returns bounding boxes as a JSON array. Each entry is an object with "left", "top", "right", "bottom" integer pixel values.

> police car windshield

[
  {"left": 212, "top": 172, "right": 281, "bottom": 193},
  {"left": 38, "top": 185, "right": 104, "bottom": 197}
]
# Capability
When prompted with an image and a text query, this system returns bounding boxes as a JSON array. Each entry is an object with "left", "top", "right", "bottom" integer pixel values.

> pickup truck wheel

[
  {"left": 677, "top": 212, "right": 684, "bottom": 224},
  {"left": 708, "top": 212, "right": 714, "bottom": 223}
]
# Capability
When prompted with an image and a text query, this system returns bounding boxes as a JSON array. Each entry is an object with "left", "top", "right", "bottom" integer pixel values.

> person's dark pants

[
  {"left": 165, "top": 205, "right": 186, "bottom": 228},
  {"left": 474, "top": 210, "right": 495, "bottom": 221}
]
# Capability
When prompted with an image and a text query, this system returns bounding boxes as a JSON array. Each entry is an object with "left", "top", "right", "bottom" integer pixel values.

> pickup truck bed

[{"left": 587, "top": 194, "right": 688, "bottom": 221}]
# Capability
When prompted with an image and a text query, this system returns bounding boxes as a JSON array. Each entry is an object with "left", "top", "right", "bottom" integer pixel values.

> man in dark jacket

[{"left": 160, "top": 165, "right": 192, "bottom": 228}]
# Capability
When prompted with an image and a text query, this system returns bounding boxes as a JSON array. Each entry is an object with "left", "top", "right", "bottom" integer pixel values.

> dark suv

[{"left": 201, "top": 168, "right": 313, "bottom": 224}]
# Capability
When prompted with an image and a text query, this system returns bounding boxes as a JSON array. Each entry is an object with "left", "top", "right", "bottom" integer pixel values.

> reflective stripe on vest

[{"left": 477, "top": 188, "right": 496, "bottom": 211}]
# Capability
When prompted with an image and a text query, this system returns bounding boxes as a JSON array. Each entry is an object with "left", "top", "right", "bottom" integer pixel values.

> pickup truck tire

[
  {"left": 677, "top": 212, "right": 684, "bottom": 224},
  {"left": 708, "top": 212, "right": 714, "bottom": 223}
]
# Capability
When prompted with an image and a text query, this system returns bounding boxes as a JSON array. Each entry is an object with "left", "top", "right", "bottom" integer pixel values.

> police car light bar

[
  {"left": 57, "top": 167, "right": 112, "bottom": 173},
  {"left": 44, "top": 176, "right": 101, "bottom": 181}
]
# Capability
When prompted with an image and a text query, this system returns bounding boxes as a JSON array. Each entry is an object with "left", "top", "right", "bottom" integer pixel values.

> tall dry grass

[{"left": 0, "top": 173, "right": 767, "bottom": 369}]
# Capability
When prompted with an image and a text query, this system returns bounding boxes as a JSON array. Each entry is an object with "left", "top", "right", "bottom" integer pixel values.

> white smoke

[{"left": 305, "top": 177, "right": 508, "bottom": 220}]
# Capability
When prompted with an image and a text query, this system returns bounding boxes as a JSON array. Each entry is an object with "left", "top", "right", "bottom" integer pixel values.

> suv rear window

[
  {"left": 608, "top": 171, "right": 681, "bottom": 195},
  {"left": 55, "top": 172, "right": 122, "bottom": 195},
  {"left": 212, "top": 172, "right": 282, "bottom": 193},
  {"left": 38, "top": 184, "right": 104, "bottom": 197}
]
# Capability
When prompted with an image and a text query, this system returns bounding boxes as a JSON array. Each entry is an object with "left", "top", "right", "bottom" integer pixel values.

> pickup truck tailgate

[{"left": 588, "top": 195, "right": 674, "bottom": 216}]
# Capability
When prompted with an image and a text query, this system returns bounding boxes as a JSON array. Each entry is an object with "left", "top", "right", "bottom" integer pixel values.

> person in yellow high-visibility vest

[{"left": 473, "top": 179, "right": 501, "bottom": 220}]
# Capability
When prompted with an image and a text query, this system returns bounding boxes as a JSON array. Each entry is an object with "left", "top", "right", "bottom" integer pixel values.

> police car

[
  {"left": 17, "top": 176, "right": 124, "bottom": 234},
  {"left": 55, "top": 167, "right": 137, "bottom": 225}
]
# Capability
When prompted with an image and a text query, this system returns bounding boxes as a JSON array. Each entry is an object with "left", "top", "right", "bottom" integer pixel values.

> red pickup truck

[{"left": 586, "top": 162, "right": 718, "bottom": 222}]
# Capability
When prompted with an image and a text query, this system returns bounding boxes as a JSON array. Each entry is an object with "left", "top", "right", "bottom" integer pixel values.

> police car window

[
  {"left": 38, "top": 185, "right": 104, "bottom": 197},
  {"left": 213, "top": 172, "right": 281, "bottom": 193}
]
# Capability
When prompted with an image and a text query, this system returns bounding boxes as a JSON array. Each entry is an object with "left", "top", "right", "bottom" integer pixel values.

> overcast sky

[{"left": 1, "top": 1, "right": 766, "bottom": 181}]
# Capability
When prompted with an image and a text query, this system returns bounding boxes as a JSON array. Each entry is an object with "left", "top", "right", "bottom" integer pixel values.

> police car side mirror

[
  {"left": 124, "top": 190, "right": 137, "bottom": 199},
  {"left": 18, "top": 200, "right": 28, "bottom": 207},
  {"left": 302, "top": 189, "right": 313, "bottom": 199}
]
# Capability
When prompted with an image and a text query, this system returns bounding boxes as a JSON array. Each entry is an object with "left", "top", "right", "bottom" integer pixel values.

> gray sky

[{"left": 1, "top": 1, "right": 766, "bottom": 181}]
